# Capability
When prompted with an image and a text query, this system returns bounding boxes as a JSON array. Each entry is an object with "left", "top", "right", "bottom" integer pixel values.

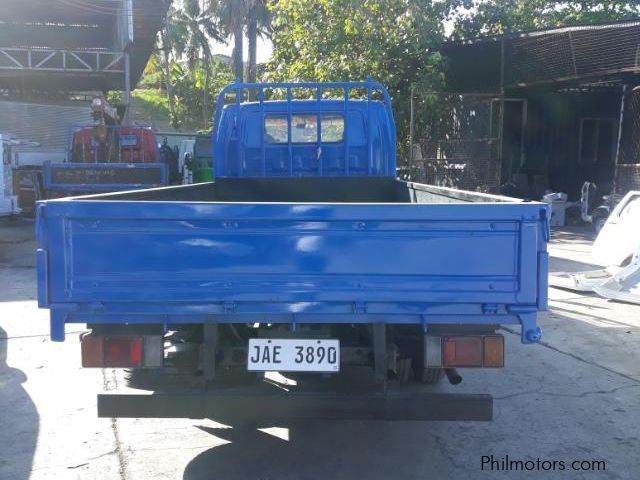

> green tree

[
  {"left": 171, "top": 0, "right": 223, "bottom": 127},
  {"left": 266, "top": 0, "right": 453, "bottom": 157},
  {"left": 159, "top": 20, "right": 177, "bottom": 123},
  {"left": 170, "top": 60, "right": 235, "bottom": 130},
  {"left": 453, "top": 0, "right": 640, "bottom": 39}
]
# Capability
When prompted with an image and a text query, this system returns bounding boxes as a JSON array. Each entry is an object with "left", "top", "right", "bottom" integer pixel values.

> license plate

[
  {"left": 119, "top": 134, "right": 138, "bottom": 146},
  {"left": 247, "top": 338, "right": 340, "bottom": 372}
]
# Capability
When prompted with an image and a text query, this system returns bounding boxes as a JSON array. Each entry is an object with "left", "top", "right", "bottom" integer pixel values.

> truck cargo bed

[
  {"left": 86, "top": 177, "right": 515, "bottom": 203},
  {"left": 37, "top": 178, "right": 548, "bottom": 344}
]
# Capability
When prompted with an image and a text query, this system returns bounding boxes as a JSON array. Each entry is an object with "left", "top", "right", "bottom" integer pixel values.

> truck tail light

[
  {"left": 427, "top": 334, "right": 504, "bottom": 368},
  {"left": 104, "top": 336, "right": 143, "bottom": 367},
  {"left": 81, "top": 332, "right": 104, "bottom": 367},
  {"left": 482, "top": 335, "right": 504, "bottom": 367},
  {"left": 81, "top": 333, "right": 162, "bottom": 368},
  {"left": 424, "top": 335, "right": 443, "bottom": 367},
  {"left": 443, "top": 336, "right": 483, "bottom": 367}
]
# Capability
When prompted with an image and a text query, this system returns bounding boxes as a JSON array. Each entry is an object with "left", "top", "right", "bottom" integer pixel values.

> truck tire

[{"left": 416, "top": 367, "right": 445, "bottom": 385}]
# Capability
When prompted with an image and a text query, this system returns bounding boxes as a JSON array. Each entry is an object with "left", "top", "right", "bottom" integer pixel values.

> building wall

[
  {"left": 0, "top": 100, "right": 89, "bottom": 164},
  {"left": 0, "top": 98, "right": 177, "bottom": 166}
]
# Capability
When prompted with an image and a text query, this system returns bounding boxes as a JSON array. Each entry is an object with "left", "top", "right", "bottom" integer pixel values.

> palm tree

[
  {"left": 246, "top": 0, "right": 271, "bottom": 85},
  {"left": 172, "top": 0, "right": 223, "bottom": 127},
  {"left": 159, "top": 19, "right": 177, "bottom": 124},
  {"left": 212, "top": 0, "right": 247, "bottom": 82}
]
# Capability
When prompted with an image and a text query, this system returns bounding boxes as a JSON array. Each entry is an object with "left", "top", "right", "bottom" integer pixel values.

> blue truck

[{"left": 36, "top": 80, "right": 549, "bottom": 422}]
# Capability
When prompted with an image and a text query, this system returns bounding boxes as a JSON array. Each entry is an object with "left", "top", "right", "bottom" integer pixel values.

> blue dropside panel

[{"left": 37, "top": 199, "right": 548, "bottom": 343}]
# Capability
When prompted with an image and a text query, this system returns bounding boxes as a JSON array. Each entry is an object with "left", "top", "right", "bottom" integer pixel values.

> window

[
  {"left": 321, "top": 114, "right": 344, "bottom": 142},
  {"left": 264, "top": 115, "right": 288, "bottom": 143},
  {"left": 291, "top": 114, "right": 318, "bottom": 143},
  {"left": 264, "top": 114, "right": 345, "bottom": 144}
]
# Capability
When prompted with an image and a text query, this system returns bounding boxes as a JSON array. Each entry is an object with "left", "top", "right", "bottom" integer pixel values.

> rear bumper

[{"left": 97, "top": 389, "right": 493, "bottom": 422}]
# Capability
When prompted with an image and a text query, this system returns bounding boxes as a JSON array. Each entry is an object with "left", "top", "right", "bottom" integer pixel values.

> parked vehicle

[
  {"left": 41, "top": 97, "right": 168, "bottom": 198},
  {"left": 36, "top": 80, "right": 549, "bottom": 422},
  {"left": 0, "top": 135, "right": 20, "bottom": 216}
]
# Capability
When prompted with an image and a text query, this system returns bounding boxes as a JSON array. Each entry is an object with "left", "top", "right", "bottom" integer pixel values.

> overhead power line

[{"left": 54, "top": 0, "right": 168, "bottom": 17}]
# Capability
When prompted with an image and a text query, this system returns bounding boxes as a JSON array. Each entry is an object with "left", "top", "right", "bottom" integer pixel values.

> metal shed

[
  {"left": 414, "top": 20, "right": 640, "bottom": 199},
  {"left": 0, "top": 0, "right": 170, "bottom": 93}
]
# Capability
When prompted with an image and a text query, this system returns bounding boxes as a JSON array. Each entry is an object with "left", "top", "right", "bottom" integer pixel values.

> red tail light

[
  {"left": 440, "top": 335, "right": 504, "bottom": 368},
  {"left": 82, "top": 333, "right": 146, "bottom": 368},
  {"left": 443, "top": 336, "right": 483, "bottom": 367},
  {"left": 104, "top": 336, "right": 143, "bottom": 367}
]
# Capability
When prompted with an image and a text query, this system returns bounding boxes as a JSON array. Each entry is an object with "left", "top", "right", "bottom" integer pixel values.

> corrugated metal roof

[
  {"left": 0, "top": 98, "right": 175, "bottom": 162},
  {"left": 442, "top": 19, "right": 640, "bottom": 92},
  {"left": 0, "top": 0, "right": 170, "bottom": 92},
  {"left": 446, "top": 18, "right": 640, "bottom": 45},
  {"left": 0, "top": 99, "right": 90, "bottom": 153}
]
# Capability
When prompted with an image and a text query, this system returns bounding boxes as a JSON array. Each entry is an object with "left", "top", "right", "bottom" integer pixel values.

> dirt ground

[{"left": 1, "top": 217, "right": 639, "bottom": 480}]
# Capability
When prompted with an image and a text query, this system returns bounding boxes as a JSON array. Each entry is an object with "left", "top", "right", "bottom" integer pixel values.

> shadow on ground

[
  {"left": 549, "top": 255, "right": 602, "bottom": 273},
  {"left": 0, "top": 218, "right": 37, "bottom": 302},
  {"left": 183, "top": 422, "right": 432, "bottom": 480},
  {"left": 550, "top": 226, "right": 597, "bottom": 243},
  {"left": 0, "top": 327, "right": 38, "bottom": 480}
]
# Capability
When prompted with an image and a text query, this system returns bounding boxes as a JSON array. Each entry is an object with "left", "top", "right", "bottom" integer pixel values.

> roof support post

[
  {"left": 497, "top": 39, "right": 506, "bottom": 182},
  {"left": 122, "top": 0, "right": 134, "bottom": 125},
  {"left": 409, "top": 85, "right": 415, "bottom": 168},
  {"left": 614, "top": 84, "right": 627, "bottom": 168},
  {"left": 123, "top": 50, "right": 131, "bottom": 125}
]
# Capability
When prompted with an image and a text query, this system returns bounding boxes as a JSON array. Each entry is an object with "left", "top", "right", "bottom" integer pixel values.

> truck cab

[{"left": 214, "top": 98, "right": 395, "bottom": 177}]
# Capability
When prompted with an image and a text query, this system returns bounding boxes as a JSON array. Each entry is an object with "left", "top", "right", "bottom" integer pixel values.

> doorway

[
  {"left": 500, "top": 99, "right": 527, "bottom": 184},
  {"left": 578, "top": 117, "right": 617, "bottom": 193}
]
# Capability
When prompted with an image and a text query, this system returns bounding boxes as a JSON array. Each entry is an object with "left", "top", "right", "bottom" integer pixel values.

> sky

[{"left": 210, "top": 36, "right": 274, "bottom": 64}]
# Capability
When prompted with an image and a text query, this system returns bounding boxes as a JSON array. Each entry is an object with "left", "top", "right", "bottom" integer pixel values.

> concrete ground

[{"left": 1, "top": 218, "right": 639, "bottom": 480}]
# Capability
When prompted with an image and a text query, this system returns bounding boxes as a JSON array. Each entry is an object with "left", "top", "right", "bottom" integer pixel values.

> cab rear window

[{"left": 264, "top": 114, "right": 344, "bottom": 144}]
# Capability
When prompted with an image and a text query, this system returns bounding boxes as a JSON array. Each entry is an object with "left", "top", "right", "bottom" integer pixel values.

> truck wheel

[{"left": 416, "top": 367, "right": 444, "bottom": 385}]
